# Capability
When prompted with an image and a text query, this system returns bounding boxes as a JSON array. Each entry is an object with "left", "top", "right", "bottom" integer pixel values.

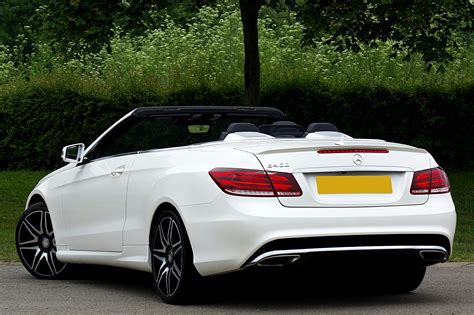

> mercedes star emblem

[{"left": 353, "top": 154, "right": 363, "bottom": 165}]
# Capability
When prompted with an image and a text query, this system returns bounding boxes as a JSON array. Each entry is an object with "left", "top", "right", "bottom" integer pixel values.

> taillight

[
  {"left": 209, "top": 168, "right": 274, "bottom": 196},
  {"left": 410, "top": 167, "right": 450, "bottom": 195},
  {"left": 267, "top": 172, "right": 302, "bottom": 196},
  {"left": 209, "top": 168, "right": 302, "bottom": 197}
]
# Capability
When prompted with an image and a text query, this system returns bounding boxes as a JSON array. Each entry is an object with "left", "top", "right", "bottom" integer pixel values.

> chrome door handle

[{"left": 110, "top": 166, "right": 125, "bottom": 177}]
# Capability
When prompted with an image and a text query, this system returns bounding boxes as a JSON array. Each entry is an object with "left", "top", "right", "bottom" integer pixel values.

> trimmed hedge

[
  {"left": 1, "top": 84, "right": 473, "bottom": 170},
  {"left": 271, "top": 84, "right": 474, "bottom": 170}
]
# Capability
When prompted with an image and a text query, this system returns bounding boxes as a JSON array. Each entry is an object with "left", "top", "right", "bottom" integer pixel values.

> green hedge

[
  {"left": 1, "top": 84, "right": 473, "bottom": 170},
  {"left": 272, "top": 84, "right": 474, "bottom": 170}
]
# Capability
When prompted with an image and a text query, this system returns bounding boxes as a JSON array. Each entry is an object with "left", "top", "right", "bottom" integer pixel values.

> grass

[
  {"left": 0, "top": 171, "right": 48, "bottom": 261},
  {"left": 449, "top": 172, "right": 474, "bottom": 261},
  {"left": 0, "top": 170, "right": 472, "bottom": 262}
]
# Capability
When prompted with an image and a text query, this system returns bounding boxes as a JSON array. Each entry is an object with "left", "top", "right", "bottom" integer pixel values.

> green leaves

[
  {"left": 0, "top": 0, "right": 40, "bottom": 46},
  {"left": 298, "top": 0, "right": 474, "bottom": 73},
  {"left": 37, "top": 1, "right": 123, "bottom": 53}
]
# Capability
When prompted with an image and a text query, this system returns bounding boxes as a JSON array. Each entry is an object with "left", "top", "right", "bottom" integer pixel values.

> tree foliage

[
  {"left": 35, "top": 1, "right": 124, "bottom": 53},
  {"left": 0, "top": 0, "right": 40, "bottom": 45},
  {"left": 238, "top": 0, "right": 474, "bottom": 104},
  {"left": 34, "top": 0, "right": 216, "bottom": 53},
  {"left": 1, "top": 0, "right": 473, "bottom": 105},
  {"left": 299, "top": 0, "right": 474, "bottom": 72}
]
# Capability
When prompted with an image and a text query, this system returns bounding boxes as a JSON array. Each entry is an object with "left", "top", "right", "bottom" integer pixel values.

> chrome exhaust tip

[
  {"left": 256, "top": 254, "right": 301, "bottom": 267},
  {"left": 419, "top": 249, "right": 448, "bottom": 263}
]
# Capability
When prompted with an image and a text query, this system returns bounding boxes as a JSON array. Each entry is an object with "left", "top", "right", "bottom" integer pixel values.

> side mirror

[{"left": 61, "top": 143, "right": 85, "bottom": 164}]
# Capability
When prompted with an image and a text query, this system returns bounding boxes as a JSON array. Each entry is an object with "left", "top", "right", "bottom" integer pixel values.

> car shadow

[
  {"left": 62, "top": 264, "right": 439, "bottom": 310},
  {"left": 201, "top": 267, "right": 440, "bottom": 311}
]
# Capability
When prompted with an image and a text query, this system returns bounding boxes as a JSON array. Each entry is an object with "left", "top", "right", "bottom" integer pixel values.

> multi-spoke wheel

[
  {"left": 16, "top": 202, "right": 67, "bottom": 279},
  {"left": 151, "top": 210, "right": 199, "bottom": 304}
]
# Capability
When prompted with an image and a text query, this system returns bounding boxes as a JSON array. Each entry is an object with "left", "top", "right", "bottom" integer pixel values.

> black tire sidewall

[
  {"left": 150, "top": 210, "right": 197, "bottom": 304},
  {"left": 15, "top": 202, "right": 67, "bottom": 279}
]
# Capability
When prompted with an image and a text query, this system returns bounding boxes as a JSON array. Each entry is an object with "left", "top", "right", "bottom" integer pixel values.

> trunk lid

[{"left": 244, "top": 139, "right": 430, "bottom": 207}]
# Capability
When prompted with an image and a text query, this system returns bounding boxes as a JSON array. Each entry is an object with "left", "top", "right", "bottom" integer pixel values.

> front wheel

[
  {"left": 150, "top": 210, "right": 200, "bottom": 304},
  {"left": 15, "top": 202, "right": 68, "bottom": 279}
]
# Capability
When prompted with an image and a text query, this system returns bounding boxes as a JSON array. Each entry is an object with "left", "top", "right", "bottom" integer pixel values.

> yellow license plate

[{"left": 316, "top": 175, "right": 392, "bottom": 194}]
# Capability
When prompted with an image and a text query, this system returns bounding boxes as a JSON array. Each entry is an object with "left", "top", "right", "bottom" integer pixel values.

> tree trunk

[{"left": 239, "top": 0, "right": 263, "bottom": 106}]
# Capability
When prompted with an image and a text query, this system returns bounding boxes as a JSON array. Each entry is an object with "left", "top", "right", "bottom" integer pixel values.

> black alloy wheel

[
  {"left": 16, "top": 202, "right": 68, "bottom": 279},
  {"left": 151, "top": 210, "right": 199, "bottom": 304}
]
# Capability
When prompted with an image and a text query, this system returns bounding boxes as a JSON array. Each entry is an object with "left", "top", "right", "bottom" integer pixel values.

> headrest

[
  {"left": 220, "top": 122, "right": 260, "bottom": 140},
  {"left": 269, "top": 121, "right": 304, "bottom": 138},
  {"left": 272, "top": 121, "right": 298, "bottom": 126},
  {"left": 227, "top": 122, "right": 259, "bottom": 133},
  {"left": 306, "top": 122, "right": 339, "bottom": 133},
  {"left": 258, "top": 124, "right": 272, "bottom": 135}
]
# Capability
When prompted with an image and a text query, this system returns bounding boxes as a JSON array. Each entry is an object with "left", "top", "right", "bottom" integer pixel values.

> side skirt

[{"left": 56, "top": 245, "right": 152, "bottom": 272}]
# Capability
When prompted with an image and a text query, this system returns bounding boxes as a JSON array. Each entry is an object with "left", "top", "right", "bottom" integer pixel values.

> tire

[
  {"left": 15, "top": 202, "right": 68, "bottom": 279},
  {"left": 150, "top": 210, "right": 200, "bottom": 304},
  {"left": 386, "top": 266, "right": 426, "bottom": 293}
]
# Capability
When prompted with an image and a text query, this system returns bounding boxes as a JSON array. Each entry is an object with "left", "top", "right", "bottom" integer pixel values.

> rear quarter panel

[{"left": 123, "top": 148, "right": 263, "bottom": 246}]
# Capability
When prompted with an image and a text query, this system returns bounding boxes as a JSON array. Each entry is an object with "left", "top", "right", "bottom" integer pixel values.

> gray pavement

[{"left": 0, "top": 262, "right": 473, "bottom": 314}]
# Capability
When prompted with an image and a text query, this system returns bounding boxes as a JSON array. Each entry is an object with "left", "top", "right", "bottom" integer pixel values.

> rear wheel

[
  {"left": 150, "top": 210, "right": 199, "bottom": 304},
  {"left": 16, "top": 202, "right": 68, "bottom": 279}
]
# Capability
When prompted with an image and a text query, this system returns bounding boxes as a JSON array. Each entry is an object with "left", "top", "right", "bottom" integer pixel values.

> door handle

[{"left": 110, "top": 166, "right": 125, "bottom": 177}]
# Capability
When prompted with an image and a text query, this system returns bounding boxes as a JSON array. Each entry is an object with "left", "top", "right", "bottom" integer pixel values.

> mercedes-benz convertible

[{"left": 16, "top": 106, "right": 455, "bottom": 304}]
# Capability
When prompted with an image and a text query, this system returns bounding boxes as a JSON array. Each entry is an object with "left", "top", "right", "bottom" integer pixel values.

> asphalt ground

[{"left": 0, "top": 262, "right": 472, "bottom": 314}]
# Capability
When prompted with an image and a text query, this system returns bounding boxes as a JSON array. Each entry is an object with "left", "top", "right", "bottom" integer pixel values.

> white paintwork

[
  {"left": 25, "top": 112, "right": 457, "bottom": 276},
  {"left": 305, "top": 131, "right": 353, "bottom": 139},
  {"left": 223, "top": 131, "right": 273, "bottom": 141},
  {"left": 253, "top": 142, "right": 431, "bottom": 207},
  {"left": 60, "top": 154, "right": 137, "bottom": 251}
]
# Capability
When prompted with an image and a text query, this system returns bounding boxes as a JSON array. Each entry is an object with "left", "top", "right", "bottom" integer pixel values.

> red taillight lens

[
  {"left": 267, "top": 172, "right": 303, "bottom": 196},
  {"left": 410, "top": 167, "right": 450, "bottom": 195},
  {"left": 209, "top": 168, "right": 274, "bottom": 196},
  {"left": 209, "top": 168, "right": 302, "bottom": 197},
  {"left": 411, "top": 169, "right": 431, "bottom": 194},
  {"left": 430, "top": 167, "right": 451, "bottom": 194}
]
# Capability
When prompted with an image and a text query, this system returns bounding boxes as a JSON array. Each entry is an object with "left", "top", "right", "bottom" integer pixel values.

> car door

[{"left": 60, "top": 117, "right": 145, "bottom": 252}]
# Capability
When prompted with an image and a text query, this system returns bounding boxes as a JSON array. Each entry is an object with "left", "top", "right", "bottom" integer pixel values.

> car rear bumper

[
  {"left": 242, "top": 234, "right": 450, "bottom": 268},
  {"left": 179, "top": 194, "right": 456, "bottom": 276}
]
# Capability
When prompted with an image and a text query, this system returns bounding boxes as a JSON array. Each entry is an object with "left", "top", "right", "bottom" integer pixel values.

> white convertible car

[{"left": 16, "top": 106, "right": 455, "bottom": 304}]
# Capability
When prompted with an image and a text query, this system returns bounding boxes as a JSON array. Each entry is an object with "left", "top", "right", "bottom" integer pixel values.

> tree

[
  {"left": 299, "top": 0, "right": 474, "bottom": 73},
  {"left": 239, "top": 0, "right": 264, "bottom": 107},
  {"left": 239, "top": 0, "right": 474, "bottom": 106},
  {"left": 0, "top": 0, "right": 40, "bottom": 46},
  {"left": 36, "top": 1, "right": 124, "bottom": 53},
  {"left": 28, "top": 0, "right": 474, "bottom": 106},
  {"left": 36, "top": 0, "right": 215, "bottom": 54}
]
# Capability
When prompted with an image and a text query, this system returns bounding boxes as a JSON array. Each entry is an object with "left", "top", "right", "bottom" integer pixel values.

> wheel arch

[
  {"left": 26, "top": 192, "right": 47, "bottom": 209},
  {"left": 25, "top": 190, "right": 67, "bottom": 246},
  {"left": 148, "top": 201, "right": 196, "bottom": 260},
  {"left": 149, "top": 202, "right": 180, "bottom": 245}
]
